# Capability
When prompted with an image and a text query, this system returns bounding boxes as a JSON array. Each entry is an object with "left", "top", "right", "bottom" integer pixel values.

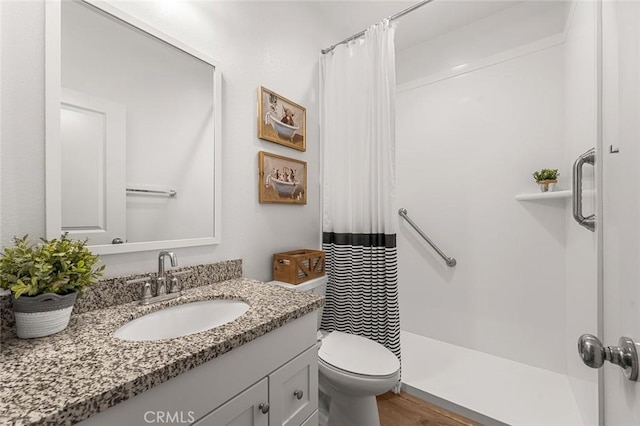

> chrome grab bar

[
  {"left": 398, "top": 208, "right": 457, "bottom": 267},
  {"left": 572, "top": 148, "right": 596, "bottom": 232}
]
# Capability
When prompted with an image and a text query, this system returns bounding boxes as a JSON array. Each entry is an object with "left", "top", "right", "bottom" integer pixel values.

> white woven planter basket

[
  {"left": 14, "top": 307, "right": 74, "bottom": 338},
  {"left": 13, "top": 292, "right": 77, "bottom": 339}
]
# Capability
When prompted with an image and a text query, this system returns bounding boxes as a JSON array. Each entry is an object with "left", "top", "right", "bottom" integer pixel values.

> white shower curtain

[{"left": 320, "top": 20, "right": 400, "bottom": 364}]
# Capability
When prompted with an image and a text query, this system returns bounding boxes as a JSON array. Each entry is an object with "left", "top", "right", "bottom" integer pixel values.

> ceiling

[
  {"left": 308, "top": 0, "right": 570, "bottom": 52},
  {"left": 315, "top": 1, "right": 523, "bottom": 51},
  {"left": 190, "top": 1, "right": 571, "bottom": 55}
]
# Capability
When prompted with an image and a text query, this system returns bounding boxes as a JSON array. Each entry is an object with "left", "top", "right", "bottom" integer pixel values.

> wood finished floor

[{"left": 377, "top": 392, "right": 481, "bottom": 426}]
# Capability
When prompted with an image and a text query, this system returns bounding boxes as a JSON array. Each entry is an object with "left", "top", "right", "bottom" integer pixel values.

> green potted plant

[
  {"left": 0, "top": 234, "right": 105, "bottom": 338},
  {"left": 532, "top": 168, "right": 559, "bottom": 193}
]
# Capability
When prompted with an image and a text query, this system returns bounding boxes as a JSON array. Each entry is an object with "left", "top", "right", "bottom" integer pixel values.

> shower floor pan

[{"left": 401, "top": 331, "right": 583, "bottom": 426}]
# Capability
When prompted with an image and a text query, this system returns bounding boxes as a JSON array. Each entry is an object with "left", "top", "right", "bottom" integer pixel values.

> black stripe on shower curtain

[{"left": 320, "top": 232, "right": 401, "bottom": 361}]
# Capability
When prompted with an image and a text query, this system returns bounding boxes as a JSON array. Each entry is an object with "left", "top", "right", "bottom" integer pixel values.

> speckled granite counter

[{"left": 0, "top": 278, "right": 324, "bottom": 425}]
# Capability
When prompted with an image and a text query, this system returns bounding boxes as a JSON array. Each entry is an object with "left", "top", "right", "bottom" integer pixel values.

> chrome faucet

[
  {"left": 157, "top": 251, "right": 178, "bottom": 296},
  {"left": 126, "top": 252, "right": 192, "bottom": 305}
]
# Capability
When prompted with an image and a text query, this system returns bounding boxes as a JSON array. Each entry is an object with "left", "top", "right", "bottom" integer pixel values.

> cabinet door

[
  {"left": 269, "top": 346, "right": 318, "bottom": 426},
  {"left": 300, "top": 411, "right": 318, "bottom": 426},
  {"left": 193, "top": 379, "right": 269, "bottom": 426}
]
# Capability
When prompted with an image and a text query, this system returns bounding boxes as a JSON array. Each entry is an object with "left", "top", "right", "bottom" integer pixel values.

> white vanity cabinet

[
  {"left": 194, "top": 345, "right": 318, "bottom": 426},
  {"left": 80, "top": 312, "right": 318, "bottom": 426}
]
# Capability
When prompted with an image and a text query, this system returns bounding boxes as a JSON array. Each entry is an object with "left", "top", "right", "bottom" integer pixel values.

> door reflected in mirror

[{"left": 47, "top": 0, "right": 221, "bottom": 254}]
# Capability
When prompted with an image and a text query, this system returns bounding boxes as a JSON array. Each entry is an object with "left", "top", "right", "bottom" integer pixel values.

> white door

[
  {"left": 601, "top": 0, "right": 640, "bottom": 423},
  {"left": 60, "top": 88, "right": 126, "bottom": 245}
]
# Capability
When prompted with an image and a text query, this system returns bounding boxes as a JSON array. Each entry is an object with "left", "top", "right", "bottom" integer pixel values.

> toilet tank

[{"left": 267, "top": 275, "right": 327, "bottom": 329}]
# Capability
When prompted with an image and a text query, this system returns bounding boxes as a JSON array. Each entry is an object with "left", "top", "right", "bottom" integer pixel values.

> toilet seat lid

[{"left": 318, "top": 331, "right": 400, "bottom": 377}]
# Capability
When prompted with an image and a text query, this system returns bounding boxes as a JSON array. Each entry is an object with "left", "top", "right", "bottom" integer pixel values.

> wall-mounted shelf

[{"left": 515, "top": 190, "right": 572, "bottom": 201}]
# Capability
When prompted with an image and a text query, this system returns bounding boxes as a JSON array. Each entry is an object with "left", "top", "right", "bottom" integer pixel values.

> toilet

[{"left": 268, "top": 276, "right": 400, "bottom": 426}]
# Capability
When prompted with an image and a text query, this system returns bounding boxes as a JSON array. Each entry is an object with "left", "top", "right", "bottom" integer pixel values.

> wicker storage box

[{"left": 273, "top": 249, "right": 326, "bottom": 285}]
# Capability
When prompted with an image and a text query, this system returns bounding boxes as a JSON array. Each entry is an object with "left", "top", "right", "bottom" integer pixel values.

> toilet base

[
  {"left": 318, "top": 387, "right": 330, "bottom": 426},
  {"left": 319, "top": 376, "right": 381, "bottom": 426},
  {"left": 327, "top": 390, "right": 380, "bottom": 426}
]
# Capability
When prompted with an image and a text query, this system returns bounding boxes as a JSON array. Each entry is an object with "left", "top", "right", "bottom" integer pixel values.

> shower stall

[{"left": 394, "top": 1, "right": 599, "bottom": 425}]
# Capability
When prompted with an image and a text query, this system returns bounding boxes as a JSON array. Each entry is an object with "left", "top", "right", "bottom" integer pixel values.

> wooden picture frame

[
  {"left": 258, "top": 151, "right": 307, "bottom": 204},
  {"left": 258, "top": 86, "right": 306, "bottom": 151}
]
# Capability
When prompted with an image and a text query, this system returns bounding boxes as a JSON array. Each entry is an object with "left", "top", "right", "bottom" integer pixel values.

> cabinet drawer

[{"left": 269, "top": 346, "right": 318, "bottom": 426}]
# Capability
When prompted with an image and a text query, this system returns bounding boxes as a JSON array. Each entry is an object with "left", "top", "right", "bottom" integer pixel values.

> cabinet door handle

[
  {"left": 258, "top": 402, "right": 270, "bottom": 414},
  {"left": 293, "top": 390, "right": 304, "bottom": 400}
]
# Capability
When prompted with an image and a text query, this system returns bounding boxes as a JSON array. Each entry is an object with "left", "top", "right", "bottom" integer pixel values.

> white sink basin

[{"left": 114, "top": 299, "right": 250, "bottom": 341}]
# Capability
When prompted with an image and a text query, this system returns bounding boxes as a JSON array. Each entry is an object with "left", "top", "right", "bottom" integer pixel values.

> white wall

[
  {"left": 396, "top": 43, "right": 567, "bottom": 373},
  {"left": 1, "top": 1, "right": 47, "bottom": 252},
  {"left": 0, "top": 1, "right": 3, "bottom": 246},
  {"left": 563, "top": 1, "right": 599, "bottom": 424},
  {"left": 395, "top": 11, "right": 569, "bottom": 371},
  {"left": 0, "top": 1, "right": 335, "bottom": 280}
]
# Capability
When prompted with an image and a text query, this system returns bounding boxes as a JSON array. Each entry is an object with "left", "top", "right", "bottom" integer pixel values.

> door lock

[{"left": 578, "top": 334, "right": 639, "bottom": 381}]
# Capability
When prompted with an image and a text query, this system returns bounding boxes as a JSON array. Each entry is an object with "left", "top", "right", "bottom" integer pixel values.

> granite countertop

[{"left": 0, "top": 278, "right": 324, "bottom": 425}]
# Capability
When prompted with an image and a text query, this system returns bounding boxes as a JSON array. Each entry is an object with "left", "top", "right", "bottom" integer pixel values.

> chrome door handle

[
  {"left": 258, "top": 402, "right": 270, "bottom": 414},
  {"left": 572, "top": 148, "right": 596, "bottom": 232},
  {"left": 578, "top": 334, "right": 638, "bottom": 381},
  {"left": 293, "top": 389, "right": 304, "bottom": 400}
]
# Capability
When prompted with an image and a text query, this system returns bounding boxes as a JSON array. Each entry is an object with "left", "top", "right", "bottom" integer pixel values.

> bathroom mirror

[{"left": 45, "top": 0, "right": 221, "bottom": 254}]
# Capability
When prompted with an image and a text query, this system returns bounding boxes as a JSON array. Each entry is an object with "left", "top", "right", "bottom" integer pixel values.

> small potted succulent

[
  {"left": 533, "top": 168, "right": 559, "bottom": 193},
  {"left": 0, "top": 234, "right": 105, "bottom": 338}
]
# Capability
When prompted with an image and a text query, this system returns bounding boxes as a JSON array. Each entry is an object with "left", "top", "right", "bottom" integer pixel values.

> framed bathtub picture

[
  {"left": 258, "top": 86, "right": 306, "bottom": 151},
  {"left": 258, "top": 151, "right": 307, "bottom": 204}
]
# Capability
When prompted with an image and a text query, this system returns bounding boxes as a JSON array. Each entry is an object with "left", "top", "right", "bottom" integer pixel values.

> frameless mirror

[{"left": 46, "top": 0, "right": 221, "bottom": 254}]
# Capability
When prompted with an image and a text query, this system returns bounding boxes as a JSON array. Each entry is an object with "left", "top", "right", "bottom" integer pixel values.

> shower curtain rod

[{"left": 321, "top": 0, "right": 435, "bottom": 54}]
